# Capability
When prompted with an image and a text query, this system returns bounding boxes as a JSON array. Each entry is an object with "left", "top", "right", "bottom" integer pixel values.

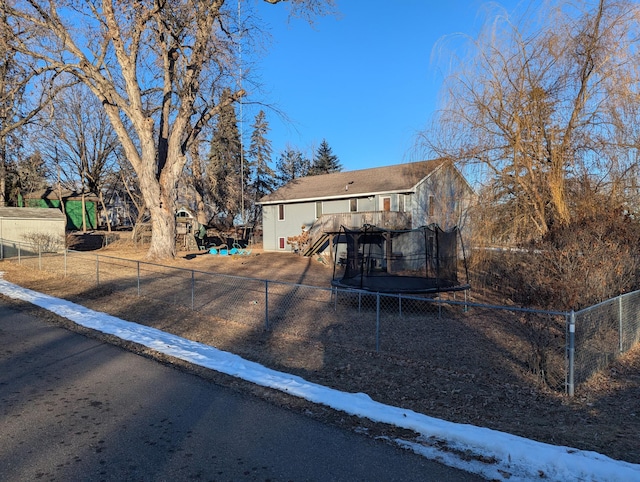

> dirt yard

[{"left": 1, "top": 240, "right": 639, "bottom": 465}]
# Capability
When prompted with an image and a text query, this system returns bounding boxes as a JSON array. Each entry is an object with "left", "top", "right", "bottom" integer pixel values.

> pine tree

[
  {"left": 309, "top": 139, "right": 342, "bottom": 175},
  {"left": 248, "top": 110, "right": 276, "bottom": 224},
  {"left": 206, "top": 88, "right": 246, "bottom": 227},
  {"left": 275, "top": 146, "right": 310, "bottom": 187}
]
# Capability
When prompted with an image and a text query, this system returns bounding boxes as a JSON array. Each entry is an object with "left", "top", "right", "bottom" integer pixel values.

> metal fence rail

[{"left": 3, "top": 238, "right": 640, "bottom": 396}]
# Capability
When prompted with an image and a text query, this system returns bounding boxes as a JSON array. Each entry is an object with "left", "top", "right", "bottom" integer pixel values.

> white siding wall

[{"left": 0, "top": 210, "right": 66, "bottom": 250}]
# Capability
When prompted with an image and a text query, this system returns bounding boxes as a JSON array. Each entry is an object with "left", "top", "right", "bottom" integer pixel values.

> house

[
  {"left": 21, "top": 188, "right": 100, "bottom": 231},
  {"left": 258, "top": 159, "right": 474, "bottom": 253}
]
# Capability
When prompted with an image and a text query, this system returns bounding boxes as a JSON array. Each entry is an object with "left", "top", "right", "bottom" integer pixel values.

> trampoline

[{"left": 331, "top": 224, "right": 470, "bottom": 294}]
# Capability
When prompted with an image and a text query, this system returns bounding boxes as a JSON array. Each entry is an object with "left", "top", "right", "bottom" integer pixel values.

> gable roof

[
  {"left": 0, "top": 207, "right": 66, "bottom": 220},
  {"left": 259, "top": 159, "right": 450, "bottom": 204},
  {"left": 24, "top": 188, "right": 100, "bottom": 202}
]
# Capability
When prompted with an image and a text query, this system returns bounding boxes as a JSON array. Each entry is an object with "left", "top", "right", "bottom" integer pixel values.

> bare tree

[
  {"left": 4, "top": 0, "right": 334, "bottom": 259},
  {"left": 424, "top": 0, "right": 640, "bottom": 243},
  {"left": 13, "top": 150, "right": 48, "bottom": 200},
  {"left": 38, "top": 85, "right": 120, "bottom": 231},
  {"left": 0, "top": 6, "right": 64, "bottom": 207}
]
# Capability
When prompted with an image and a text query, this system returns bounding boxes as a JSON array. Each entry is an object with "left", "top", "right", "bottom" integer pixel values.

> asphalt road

[{"left": 0, "top": 303, "right": 484, "bottom": 481}]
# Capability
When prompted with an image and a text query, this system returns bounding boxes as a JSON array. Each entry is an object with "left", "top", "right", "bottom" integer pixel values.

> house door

[{"left": 382, "top": 197, "right": 391, "bottom": 211}]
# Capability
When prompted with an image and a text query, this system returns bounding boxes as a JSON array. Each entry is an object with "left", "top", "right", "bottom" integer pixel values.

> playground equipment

[
  {"left": 331, "top": 224, "right": 470, "bottom": 294},
  {"left": 209, "top": 243, "right": 251, "bottom": 256}
]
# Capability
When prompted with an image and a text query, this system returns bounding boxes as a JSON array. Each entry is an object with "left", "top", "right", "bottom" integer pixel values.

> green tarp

[{"left": 24, "top": 198, "right": 97, "bottom": 231}]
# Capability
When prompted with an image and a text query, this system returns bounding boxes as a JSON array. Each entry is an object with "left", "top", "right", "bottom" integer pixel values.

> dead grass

[{"left": 1, "top": 240, "right": 639, "bottom": 465}]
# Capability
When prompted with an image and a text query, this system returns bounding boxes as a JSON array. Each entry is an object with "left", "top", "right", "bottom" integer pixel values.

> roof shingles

[{"left": 260, "top": 159, "right": 446, "bottom": 204}]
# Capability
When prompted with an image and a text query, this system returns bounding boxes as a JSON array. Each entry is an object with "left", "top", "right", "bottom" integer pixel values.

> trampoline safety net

[{"left": 332, "top": 224, "right": 469, "bottom": 294}]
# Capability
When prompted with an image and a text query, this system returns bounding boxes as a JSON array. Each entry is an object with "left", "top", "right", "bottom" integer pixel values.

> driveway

[{"left": 0, "top": 303, "right": 482, "bottom": 481}]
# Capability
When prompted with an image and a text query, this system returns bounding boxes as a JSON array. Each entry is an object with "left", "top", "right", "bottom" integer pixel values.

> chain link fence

[
  {"left": 572, "top": 291, "right": 640, "bottom": 386},
  {"left": 3, "top": 239, "right": 640, "bottom": 396}
]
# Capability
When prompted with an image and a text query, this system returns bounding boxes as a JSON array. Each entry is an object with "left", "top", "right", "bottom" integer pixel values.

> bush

[
  {"left": 23, "top": 232, "right": 65, "bottom": 253},
  {"left": 473, "top": 214, "right": 640, "bottom": 311}
]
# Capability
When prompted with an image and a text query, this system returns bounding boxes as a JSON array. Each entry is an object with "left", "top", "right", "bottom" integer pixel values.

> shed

[
  {"left": 21, "top": 188, "right": 99, "bottom": 231},
  {"left": 0, "top": 207, "right": 66, "bottom": 255}
]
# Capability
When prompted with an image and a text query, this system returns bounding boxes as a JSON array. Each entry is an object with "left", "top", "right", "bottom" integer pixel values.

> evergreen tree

[
  {"left": 206, "top": 88, "right": 246, "bottom": 227},
  {"left": 309, "top": 139, "right": 341, "bottom": 175},
  {"left": 275, "top": 146, "right": 310, "bottom": 187},
  {"left": 248, "top": 110, "right": 276, "bottom": 224}
]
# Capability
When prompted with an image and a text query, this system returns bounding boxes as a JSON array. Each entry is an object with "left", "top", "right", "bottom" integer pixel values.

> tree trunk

[
  {"left": 99, "top": 191, "right": 112, "bottom": 232},
  {"left": 0, "top": 136, "right": 6, "bottom": 207},
  {"left": 81, "top": 191, "right": 87, "bottom": 232},
  {"left": 189, "top": 145, "right": 209, "bottom": 226},
  {"left": 147, "top": 202, "right": 176, "bottom": 259}
]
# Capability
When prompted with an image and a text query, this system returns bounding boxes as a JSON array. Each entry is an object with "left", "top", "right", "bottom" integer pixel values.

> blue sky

[{"left": 245, "top": 0, "right": 522, "bottom": 172}]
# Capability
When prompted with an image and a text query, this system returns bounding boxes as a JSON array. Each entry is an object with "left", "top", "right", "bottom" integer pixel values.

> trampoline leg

[{"left": 375, "top": 293, "right": 381, "bottom": 352}]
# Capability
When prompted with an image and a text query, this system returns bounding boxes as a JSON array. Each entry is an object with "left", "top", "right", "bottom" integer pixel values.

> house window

[
  {"left": 428, "top": 195, "right": 435, "bottom": 217},
  {"left": 382, "top": 197, "right": 391, "bottom": 212},
  {"left": 350, "top": 198, "right": 357, "bottom": 212},
  {"left": 279, "top": 237, "right": 285, "bottom": 249},
  {"left": 278, "top": 204, "right": 285, "bottom": 221},
  {"left": 398, "top": 195, "right": 405, "bottom": 213},
  {"left": 315, "top": 201, "right": 322, "bottom": 219}
]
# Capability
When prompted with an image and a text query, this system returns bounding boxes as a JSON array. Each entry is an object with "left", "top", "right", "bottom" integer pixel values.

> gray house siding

[
  {"left": 413, "top": 165, "right": 472, "bottom": 230},
  {"left": 263, "top": 201, "right": 316, "bottom": 251},
  {"left": 322, "top": 199, "right": 348, "bottom": 214},
  {"left": 357, "top": 196, "right": 376, "bottom": 212},
  {"left": 262, "top": 204, "right": 277, "bottom": 251}
]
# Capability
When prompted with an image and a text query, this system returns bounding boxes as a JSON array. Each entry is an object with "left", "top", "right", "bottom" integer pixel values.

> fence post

[
  {"left": 264, "top": 280, "right": 269, "bottom": 331},
  {"left": 568, "top": 310, "right": 575, "bottom": 397},
  {"left": 64, "top": 249, "right": 67, "bottom": 276},
  {"left": 618, "top": 295, "right": 623, "bottom": 353},
  {"left": 137, "top": 261, "right": 140, "bottom": 296},
  {"left": 18, "top": 242, "right": 21, "bottom": 264},
  {"left": 96, "top": 255, "right": 100, "bottom": 286},
  {"left": 376, "top": 293, "right": 381, "bottom": 352}
]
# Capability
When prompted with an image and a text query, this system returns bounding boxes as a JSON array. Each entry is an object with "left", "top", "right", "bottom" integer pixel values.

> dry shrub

[
  {"left": 515, "top": 313, "right": 566, "bottom": 389},
  {"left": 23, "top": 231, "right": 65, "bottom": 252},
  {"left": 473, "top": 213, "right": 640, "bottom": 311}
]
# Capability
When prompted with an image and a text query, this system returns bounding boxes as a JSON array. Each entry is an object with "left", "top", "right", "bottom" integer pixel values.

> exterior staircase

[
  {"left": 301, "top": 211, "right": 412, "bottom": 257},
  {"left": 302, "top": 232, "right": 330, "bottom": 257}
]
